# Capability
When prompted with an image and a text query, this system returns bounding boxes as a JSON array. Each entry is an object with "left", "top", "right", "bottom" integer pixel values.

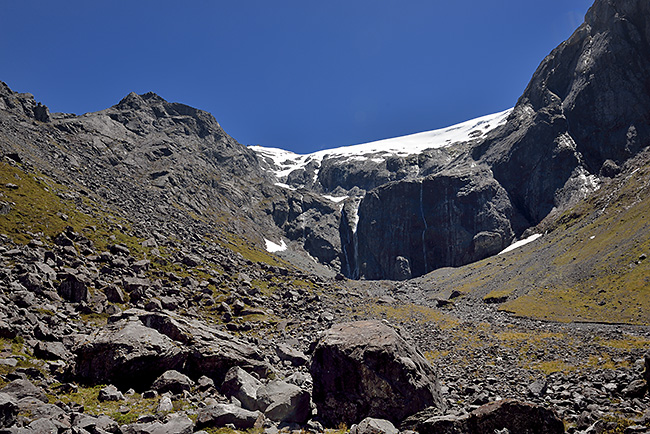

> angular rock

[
  {"left": 122, "top": 413, "right": 194, "bottom": 434},
  {"left": 16, "top": 397, "right": 70, "bottom": 430},
  {"left": 197, "top": 376, "right": 215, "bottom": 391},
  {"left": 103, "top": 285, "right": 126, "bottom": 304},
  {"left": 72, "top": 413, "right": 119, "bottom": 434},
  {"left": 623, "top": 379, "right": 647, "bottom": 398},
  {"left": 157, "top": 395, "right": 174, "bottom": 413},
  {"left": 351, "top": 418, "right": 399, "bottom": 434},
  {"left": 221, "top": 366, "right": 262, "bottom": 411},
  {"left": 58, "top": 273, "right": 91, "bottom": 303},
  {"left": 27, "top": 417, "right": 58, "bottom": 433},
  {"left": 98, "top": 385, "right": 124, "bottom": 402},
  {"left": 151, "top": 370, "right": 194, "bottom": 395},
  {"left": 196, "top": 404, "right": 261, "bottom": 430},
  {"left": 527, "top": 378, "right": 548, "bottom": 397},
  {"left": 33, "top": 341, "right": 70, "bottom": 361},
  {"left": 0, "top": 380, "right": 47, "bottom": 403},
  {"left": 310, "top": 320, "right": 445, "bottom": 426},
  {"left": 275, "top": 343, "right": 309, "bottom": 367},
  {"left": 0, "top": 392, "right": 18, "bottom": 428},
  {"left": 256, "top": 380, "right": 311, "bottom": 424}
]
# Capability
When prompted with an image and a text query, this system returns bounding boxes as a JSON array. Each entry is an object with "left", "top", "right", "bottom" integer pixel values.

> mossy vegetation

[
  {"left": 368, "top": 302, "right": 458, "bottom": 329},
  {"left": 219, "top": 232, "right": 288, "bottom": 268},
  {"left": 52, "top": 384, "right": 163, "bottom": 423},
  {"left": 0, "top": 162, "right": 87, "bottom": 244},
  {"left": 0, "top": 161, "right": 150, "bottom": 259}
]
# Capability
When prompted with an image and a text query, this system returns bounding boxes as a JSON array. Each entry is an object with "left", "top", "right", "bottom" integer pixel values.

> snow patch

[
  {"left": 499, "top": 234, "right": 542, "bottom": 255},
  {"left": 322, "top": 195, "right": 348, "bottom": 203},
  {"left": 274, "top": 182, "right": 296, "bottom": 191},
  {"left": 264, "top": 238, "right": 287, "bottom": 253}
]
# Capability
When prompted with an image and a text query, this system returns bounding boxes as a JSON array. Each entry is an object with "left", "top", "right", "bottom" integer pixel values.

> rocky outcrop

[
  {"left": 74, "top": 309, "right": 270, "bottom": 390},
  {"left": 269, "top": 189, "right": 342, "bottom": 266},
  {"left": 336, "top": 0, "right": 650, "bottom": 280},
  {"left": 73, "top": 318, "right": 186, "bottom": 390},
  {"left": 345, "top": 167, "right": 518, "bottom": 280},
  {"left": 310, "top": 320, "right": 445, "bottom": 426}
]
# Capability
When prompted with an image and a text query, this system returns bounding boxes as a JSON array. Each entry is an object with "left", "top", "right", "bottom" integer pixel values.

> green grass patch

[{"left": 53, "top": 384, "right": 164, "bottom": 422}]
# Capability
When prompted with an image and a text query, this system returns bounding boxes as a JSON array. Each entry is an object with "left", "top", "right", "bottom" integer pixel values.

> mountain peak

[{"left": 116, "top": 91, "right": 165, "bottom": 110}]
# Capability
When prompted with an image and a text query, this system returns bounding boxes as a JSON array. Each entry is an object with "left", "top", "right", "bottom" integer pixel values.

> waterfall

[
  {"left": 340, "top": 196, "right": 363, "bottom": 279},
  {"left": 420, "top": 180, "right": 429, "bottom": 274}
]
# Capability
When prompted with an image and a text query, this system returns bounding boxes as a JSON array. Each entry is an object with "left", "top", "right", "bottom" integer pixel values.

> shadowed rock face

[
  {"left": 475, "top": 0, "right": 650, "bottom": 224},
  {"left": 310, "top": 320, "right": 445, "bottom": 426}
]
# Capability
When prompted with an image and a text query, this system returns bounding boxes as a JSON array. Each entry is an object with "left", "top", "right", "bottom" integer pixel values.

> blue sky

[{"left": 1, "top": 1, "right": 593, "bottom": 154}]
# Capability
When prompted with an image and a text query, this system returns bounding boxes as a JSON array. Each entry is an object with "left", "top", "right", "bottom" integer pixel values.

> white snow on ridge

[
  {"left": 322, "top": 195, "right": 348, "bottom": 203},
  {"left": 264, "top": 238, "right": 287, "bottom": 253},
  {"left": 499, "top": 234, "right": 542, "bottom": 255},
  {"left": 250, "top": 109, "right": 512, "bottom": 180}
]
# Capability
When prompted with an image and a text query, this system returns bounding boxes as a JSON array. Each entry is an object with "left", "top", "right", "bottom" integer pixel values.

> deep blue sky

[{"left": 1, "top": 1, "right": 593, "bottom": 153}]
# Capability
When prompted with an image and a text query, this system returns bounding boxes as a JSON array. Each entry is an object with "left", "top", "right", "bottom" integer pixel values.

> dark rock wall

[{"left": 348, "top": 168, "right": 516, "bottom": 280}]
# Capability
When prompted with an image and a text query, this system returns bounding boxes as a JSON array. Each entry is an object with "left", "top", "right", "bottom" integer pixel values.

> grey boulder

[
  {"left": 221, "top": 366, "right": 262, "bottom": 411},
  {"left": 310, "top": 320, "right": 445, "bottom": 426},
  {"left": 0, "top": 380, "right": 47, "bottom": 403},
  {"left": 256, "top": 380, "right": 311, "bottom": 424},
  {"left": 196, "top": 404, "right": 261, "bottom": 430},
  {"left": 404, "top": 399, "right": 564, "bottom": 434},
  {"left": 74, "top": 318, "right": 185, "bottom": 390},
  {"left": 98, "top": 385, "right": 124, "bottom": 402},
  {"left": 350, "top": 418, "right": 399, "bottom": 434},
  {"left": 151, "top": 370, "right": 194, "bottom": 395},
  {"left": 121, "top": 413, "right": 194, "bottom": 434}
]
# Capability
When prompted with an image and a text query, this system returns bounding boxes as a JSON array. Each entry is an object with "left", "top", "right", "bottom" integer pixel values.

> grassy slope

[{"left": 418, "top": 153, "right": 650, "bottom": 325}]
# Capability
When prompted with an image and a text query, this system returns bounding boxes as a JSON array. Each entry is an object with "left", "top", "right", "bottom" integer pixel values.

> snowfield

[{"left": 250, "top": 109, "right": 512, "bottom": 180}]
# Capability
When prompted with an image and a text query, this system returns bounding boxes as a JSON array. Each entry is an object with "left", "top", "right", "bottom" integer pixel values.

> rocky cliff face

[
  {"left": 335, "top": 0, "right": 650, "bottom": 279},
  {"left": 475, "top": 0, "right": 650, "bottom": 223},
  {"left": 343, "top": 166, "right": 518, "bottom": 280}
]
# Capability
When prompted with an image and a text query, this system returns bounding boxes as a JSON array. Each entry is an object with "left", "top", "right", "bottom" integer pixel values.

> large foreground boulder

[
  {"left": 404, "top": 400, "right": 564, "bottom": 434},
  {"left": 310, "top": 320, "right": 445, "bottom": 426}
]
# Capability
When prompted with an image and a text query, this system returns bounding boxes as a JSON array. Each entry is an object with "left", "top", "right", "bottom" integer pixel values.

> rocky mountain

[
  {"left": 0, "top": 0, "right": 649, "bottom": 433},
  {"left": 254, "top": 0, "right": 650, "bottom": 281}
]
